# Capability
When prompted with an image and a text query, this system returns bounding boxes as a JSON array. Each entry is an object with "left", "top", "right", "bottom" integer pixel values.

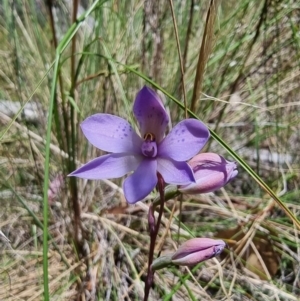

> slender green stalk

[
  {"left": 42, "top": 1, "right": 108, "bottom": 298},
  {"left": 42, "top": 55, "right": 59, "bottom": 301}
]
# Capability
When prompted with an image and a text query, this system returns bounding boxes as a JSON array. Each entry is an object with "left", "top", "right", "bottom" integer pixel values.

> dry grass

[{"left": 0, "top": 0, "right": 300, "bottom": 300}]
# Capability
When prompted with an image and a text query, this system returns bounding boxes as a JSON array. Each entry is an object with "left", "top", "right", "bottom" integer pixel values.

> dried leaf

[{"left": 216, "top": 225, "right": 279, "bottom": 279}]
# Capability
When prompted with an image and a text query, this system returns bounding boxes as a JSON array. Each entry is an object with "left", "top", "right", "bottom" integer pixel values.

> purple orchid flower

[{"left": 69, "top": 86, "right": 209, "bottom": 204}]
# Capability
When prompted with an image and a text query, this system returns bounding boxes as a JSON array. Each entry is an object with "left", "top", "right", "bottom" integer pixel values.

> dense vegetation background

[{"left": 0, "top": 0, "right": 299, "bottom": 300}]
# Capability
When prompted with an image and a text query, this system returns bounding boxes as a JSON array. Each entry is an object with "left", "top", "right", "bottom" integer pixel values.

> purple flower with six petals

[{"left": 69, "top": 86, "right": 210, "bottom": 204}]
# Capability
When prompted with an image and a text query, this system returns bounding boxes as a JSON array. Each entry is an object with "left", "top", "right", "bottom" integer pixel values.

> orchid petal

[
  {"left": 172, "top": 246, "right": 220, "bottom": 266},
  {"left": 81, "top": 114, "right": 143, "bottom": 153},
  {"left": 173, "top": 238, "right": 225, "bottom": 256},
  {"left": 157, "top": 158, "right": 195, "bottom": 185},
  {"left": 133, "top": 86, "right": 169, "bottom": 142},
  {"left": 123, "top": 159, "right": 157, "bottom": 204},
  {"left": 158, "top": 119, "right": 210, "bottom": 161},
  {"left": 69, "top": 153, "right": 142, "bottom": 179}
]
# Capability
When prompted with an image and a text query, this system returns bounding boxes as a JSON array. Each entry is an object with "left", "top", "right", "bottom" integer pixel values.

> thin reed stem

[
  {"left": 144, "top": 174, "right": 165, "bottom": 301},
  {"left": 169, "top": 0, "right": 188, "bottom": 119},
  {"left": 191, "top": 0, "right": 218, "bottom": 113}
]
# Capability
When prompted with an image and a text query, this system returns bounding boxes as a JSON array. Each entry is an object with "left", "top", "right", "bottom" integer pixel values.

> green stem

[{"left": 42, "top": 1, "right": 108, "bottom": 299}]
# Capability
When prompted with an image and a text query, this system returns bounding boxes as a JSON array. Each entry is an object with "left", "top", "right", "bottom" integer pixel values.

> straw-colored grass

[{"left": 0, "top": 0, "right": 299, "bottom": 300}]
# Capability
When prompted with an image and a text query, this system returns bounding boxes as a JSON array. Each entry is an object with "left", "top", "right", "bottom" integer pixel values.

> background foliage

[{"left": 0, "top": 0, "right": 299, "bottom": 300}]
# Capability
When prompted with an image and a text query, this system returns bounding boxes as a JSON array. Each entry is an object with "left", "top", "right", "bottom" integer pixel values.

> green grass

[{"left": 0, "top": 0, "right": 299, "bottom": 300}]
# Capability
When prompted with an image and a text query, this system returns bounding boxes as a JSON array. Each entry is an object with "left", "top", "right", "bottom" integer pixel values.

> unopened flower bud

[
  {"left": 171, "top": 238, "right": 226, "bottom": 266},
  {"left": 179, "top": 153, "right": 237, "bottom": 194}
]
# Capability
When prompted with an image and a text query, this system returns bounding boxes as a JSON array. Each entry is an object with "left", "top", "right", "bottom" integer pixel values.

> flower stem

[{"left": 144, "top": 174, "right": 165, "bottom": 301}]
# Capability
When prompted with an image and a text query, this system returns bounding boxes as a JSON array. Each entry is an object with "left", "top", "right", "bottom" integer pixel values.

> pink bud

[
  {"left": 171, "top": 238, "right": 225, "bottom": 266},
  {"left": 179, "top": 153, "right": 238, "bottom": 194}
]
